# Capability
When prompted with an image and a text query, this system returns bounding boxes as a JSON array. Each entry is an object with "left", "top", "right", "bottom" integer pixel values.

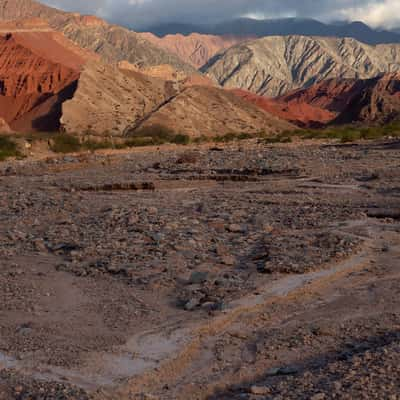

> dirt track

[{"left": 0, "top": 140, "right": 399, "bottom": 399}]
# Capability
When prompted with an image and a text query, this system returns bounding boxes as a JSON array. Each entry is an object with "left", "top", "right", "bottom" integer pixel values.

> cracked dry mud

[{"left": 0, "top": 140, "right": 399, "bottom": 400}]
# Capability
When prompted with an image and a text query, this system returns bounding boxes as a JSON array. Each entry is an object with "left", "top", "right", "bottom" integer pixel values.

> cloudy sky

[{"left": 42, "top": 0, "right": 400, "bottom": 29}]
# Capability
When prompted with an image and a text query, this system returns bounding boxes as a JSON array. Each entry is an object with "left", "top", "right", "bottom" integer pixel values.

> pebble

[{"left": 249, "top": 385, "right": 270, "bottom": 395}]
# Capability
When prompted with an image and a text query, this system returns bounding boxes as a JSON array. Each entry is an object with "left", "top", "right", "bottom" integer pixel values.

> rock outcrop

[
  {"left": 0, "top": 117, "right": 12, "bottom": 132},
  {"left": 203, "top": 36, "right": 400, "bottom": 97},
  {"left": 332, "top": 73, "right": 400, "bottom": 124}
]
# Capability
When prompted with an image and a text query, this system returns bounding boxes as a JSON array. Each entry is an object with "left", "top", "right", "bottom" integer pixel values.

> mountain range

[
  {"left": 202, "top": 36, "right": 400, "bottom": 97},
  {"left": 0, "top": 0, "right": 195, "bottom": 72},
  {"left": 0, "top": 2, "right": 294, "bottom": 137},
  {"left": 2, "top": 0, "right": 400, "bottom": 138},
  {"left": 142, "top": 18, "right": 400, "bottom": 46}
]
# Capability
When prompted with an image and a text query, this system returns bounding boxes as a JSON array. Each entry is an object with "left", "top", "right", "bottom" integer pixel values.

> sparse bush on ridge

[
  {"left": 82, "top": 139, "right": 115, "bottom": 151},
  {"left": 5, "top": 122, "right": 399, "bottom": 160},
  {"left": 0, "top": 135, "right": 20, "bottom": 161},
  {"left": 264, "top": 123, "right": 400, "bottom": 144},
  {"left": 50, "top": 133, "right": 82, "bottom": 153},
  {"left": 126, "top": 124, "right": 190, "bottom": 147}
]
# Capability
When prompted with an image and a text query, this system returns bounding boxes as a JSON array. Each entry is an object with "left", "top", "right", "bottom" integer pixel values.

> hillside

[
  {"left": 0, "top": 0, "right": 63, "bottom": 20},
  {"left": 61, "top": 61, "right": 294, "bottom": 137},
  {"left": 134, "top": 85, "right": 294, "bottom": 137},
  {"left": 203, "top": 35, "right": 400, "bottom": 97},
  {"left": 144, "top": 18, "right": 400, "bottom": 45},
  {"left": 0, "top": 0, "right": 196, "bottom": 72},
  {"left": 234, "top": 74, "right": 400, "bottom": 127},
  {"left": 61, "top": 61, "right": 177, "bottom": 136},
  {"left": 231, "top": 89, "right": 336, "bottom": 128},
  {"left": 0, "top": 31, "right": 84, "bottom": 132},
  {"left": 333, "top": 73, "right": 400, "bottom": 124},
  {"left": 54, "top": 16, "right": 196, "bottom": 72},
  {"left": 138, "top": 32, "right": 247, "bottom": 68}
]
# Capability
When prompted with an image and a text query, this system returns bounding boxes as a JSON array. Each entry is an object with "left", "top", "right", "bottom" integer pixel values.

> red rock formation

[
  {"left": 332, "top": 73, "right": 400, "bottom": 124},
  {"left": 231, "top": 89, "right": 336, "bottom": 127},
  {"left": 0, "top": 32, "right": 83, "bottom": 131},
  {"left": 233, "top": 73, "right": 400, "bottom": 127},
  {"left": 0, "top": 117, "right": 11, "bottom": 132}
]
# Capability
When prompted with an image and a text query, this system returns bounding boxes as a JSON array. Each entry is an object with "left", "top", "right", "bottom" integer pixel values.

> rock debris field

[{"left": 0, "top": 140, "right": 399, "bottom": 399}]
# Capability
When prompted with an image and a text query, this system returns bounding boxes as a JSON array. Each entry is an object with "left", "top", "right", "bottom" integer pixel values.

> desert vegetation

[
  {"left": 3, "top": 123, "right": 400, "bottom": 160},
  {"left": 0, "top": 135, "right": 20, "bottom": 160},
  {"left": 264, "top": 123, "right": 400, "bottom": 144}
]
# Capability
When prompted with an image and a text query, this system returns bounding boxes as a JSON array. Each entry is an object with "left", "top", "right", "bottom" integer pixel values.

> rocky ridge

[
  {"left": 138, "top": 32, "right": 247, "bottom": 68},
  {"left": 203, "top": 35, "right": 400, "bottom": 97},
  {"left": 0, "top": 0, "right": 196, "bottom": 73}
]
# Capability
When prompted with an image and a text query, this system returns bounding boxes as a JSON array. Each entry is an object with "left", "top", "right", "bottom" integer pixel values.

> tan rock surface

[
  {"left": 61, "top": 62, "right": 177, "bottom": 136},
  {"left": 203, "top": 35, "right": 400, "bottom": 97},
  {"left": 137, "top": 85, "right": 295, "bottom": 137},
  {"left": 139, "top": 32, "right": 247, "bottom": 68}
]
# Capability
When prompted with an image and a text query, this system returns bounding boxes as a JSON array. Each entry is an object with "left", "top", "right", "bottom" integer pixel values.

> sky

[{"left": 42, "top": 0, "right": 400, "bottom": 29}]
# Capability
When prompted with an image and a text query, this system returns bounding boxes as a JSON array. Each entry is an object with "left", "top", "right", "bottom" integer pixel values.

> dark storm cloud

[{"left": 42, "top": 0, "right": 400, "bottom": 29}]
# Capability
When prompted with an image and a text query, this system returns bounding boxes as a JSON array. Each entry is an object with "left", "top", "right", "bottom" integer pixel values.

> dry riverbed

[{"left": 0, "top": 139, "right": 399, "bottom": 399}]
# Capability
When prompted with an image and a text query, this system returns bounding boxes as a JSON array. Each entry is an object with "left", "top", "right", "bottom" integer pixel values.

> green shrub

[
  {"left": 263, "top": 123, "right": 400, "bottom": 144},
  {"left": 171, "top": 134, "right": 190, "bottom": 145},
  {"left": 50, "top": 134, "right": 82, "bottom": 153},
  {"left": 131, "top": 125, "right": 174, "bottom": 140},
  {"left": 126, "top": 125, "right": 190, "bottom": 147},
  {"left": 264, "top": 135, "right": 293, "bottom": 144},
  {"left": 124, "top": 136, "right": 156, "bottom": 147},
  {"left": 213, "top": 132, "right": 238, "bottom": 143},
  {"left": 83, "top": 140, "right": 115, "bottom": 151},
  {"left": 0, "top": 136, "right": 20, "bottom": 161}
]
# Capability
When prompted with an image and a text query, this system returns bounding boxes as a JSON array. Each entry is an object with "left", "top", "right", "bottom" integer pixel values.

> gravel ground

[{"left": 0, "top": 139, "right": 399, "bottom": 399}]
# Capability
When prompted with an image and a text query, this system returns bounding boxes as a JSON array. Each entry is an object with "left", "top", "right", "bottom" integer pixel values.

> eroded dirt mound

[
  {"left": 61, "top": 61, "right": 177, "bottom": 136},
  {"left": 136, "top": 85, "right": 295, "bottom": 137},
  {"left": 139, "top": 32, "right": 248, "bottom": 68}
]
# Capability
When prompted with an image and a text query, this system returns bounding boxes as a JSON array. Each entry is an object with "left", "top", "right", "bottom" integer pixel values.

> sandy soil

[{"left": 0, "top": 139, "right": 399, "bottom": 399}]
